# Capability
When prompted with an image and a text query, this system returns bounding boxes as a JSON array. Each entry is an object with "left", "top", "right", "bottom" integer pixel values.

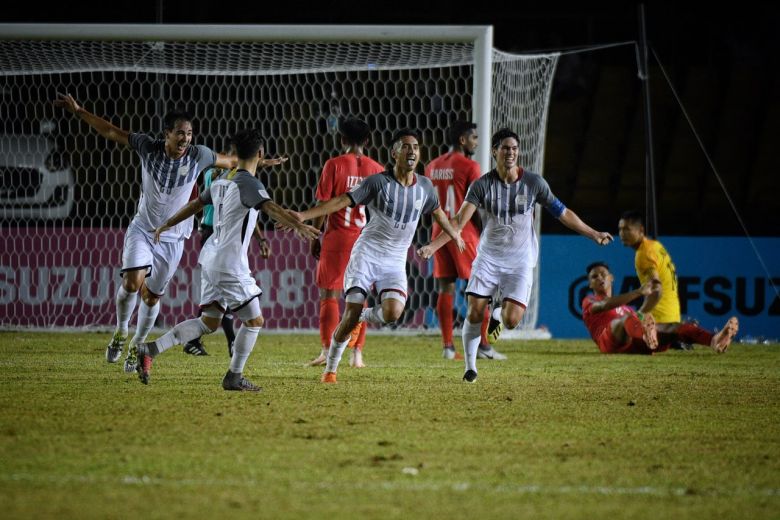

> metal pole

[
  {"left": 474, "top": 26, "right": 493, "bottom": 173},
  {"left": 638, "top": 4, "right": 658, "bottom": 238}
]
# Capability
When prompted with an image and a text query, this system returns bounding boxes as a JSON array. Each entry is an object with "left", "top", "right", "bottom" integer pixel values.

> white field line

[{"left": 2, "top": 473, "right": 779, "bottom": 498}]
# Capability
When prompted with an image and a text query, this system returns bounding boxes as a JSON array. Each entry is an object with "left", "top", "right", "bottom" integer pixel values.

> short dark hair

[
  {"left": 491, "top": 128, "right": 519, "bottom": 149},
  {"left": 620, "top": 210, "right": 644, "bottom": 226},
  {"left": 391, "top": 128, "right": 420, "bottom": 144},
  {"left": 585, "top": 261, "right": 610, "bottom": 275},
  {"left": 338, "top": 117, "right": 372, "bottom": 146},
  {"left": 163, "top": 110, "right": 193, "bottom": 132},
  {"left": 447, "top": 120, "right": 477, "bottom": 147},
  {"left": 231, "top": 128, "right": 265, "bottom": 160}
]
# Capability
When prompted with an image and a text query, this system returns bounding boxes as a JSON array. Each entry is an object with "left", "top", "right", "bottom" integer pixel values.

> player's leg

[
  {"left": 321, "top": 289, "right": 365, "bottom": 383},
  {"left": 362, "top": 265, "right": 407, "bottom": 325},
  {"left": 309, "top": 288, "right": 340, "bottom": 366},
  {"left": 125, "top": 240, "right": 183, "bottom": 371},
  {"left": 309, "top": 246, "right": 350, "bottom": 366},
  {"left": 657, "top": 316, "right": 739, "bottom": 353},
  {"left": 184, "top": 227, "right": 213, "bottom": 356},
  {"left": 479, "top": 263, "right": 531, "bottom": 360},
  {"left": 433, "top": 242, "right": 459, "bottom": 359},
  {"left": 109, "top": 224, "right": 152, "bottom": 363},
  {"left": 462, "top": 295, "right": 490, "bottom": 383},
  {"left": 222, "top": 297, "right": 264, "bottom": 392},
  {"left": 348, "top": 315, "right": 367, "bottom": 367},
  {"left": 620, "top": 312, "right": 658, "bottom": 351}
]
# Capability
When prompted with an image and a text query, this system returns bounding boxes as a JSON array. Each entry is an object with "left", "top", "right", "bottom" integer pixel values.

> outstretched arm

[
  {"left": 417, "top": 202, "right": 477, "bottom": 259},
  {"left": 589, "top": 281, "right": 657, "bottom": 314},
  {"left": 53, "top": 93, "right": 129, "bottom": 146},
  {"left": 559, "top": 208, "right": 613, "bottom": 245},
  {"left": 431, "top": 208, "right": 465, "bottom": 252},
  {"left": 298, "top": 194, "right": 352, "bottom": 222},
  {"left": 263, "top": 201, "right": 321, "bottom": 241},
  {"left": 153, "top": 199, "right": 205, "bottom": 242}
]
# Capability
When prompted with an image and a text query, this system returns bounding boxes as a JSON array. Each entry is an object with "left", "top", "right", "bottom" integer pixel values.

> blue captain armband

[{"left": 545, "top": 197, "right": 566, "bottom": 219}]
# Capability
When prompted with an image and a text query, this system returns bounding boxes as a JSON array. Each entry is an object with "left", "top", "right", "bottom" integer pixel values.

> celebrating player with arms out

[
  {"left": 290, "top": 129, "right": 464, "bottom": 384},
  {"left": 306, "top": 118, "right": 384, "bottom": 369},
  {"left": 135, "top": 128, "right": 319, "bottom": 389},
  {"left": 419, "top": 128, "right": 613, "bottom": 383},
  {"left": 425, "top": 121, "right": 496, "bottom": 360},
  {"left": 54, "top": 93, "right": 237, "bottom": 372},
  {"left": 582, "top": 262, "right": 739, "bottom": 354}
]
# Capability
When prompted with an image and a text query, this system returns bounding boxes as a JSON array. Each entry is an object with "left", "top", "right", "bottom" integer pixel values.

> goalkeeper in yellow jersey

[{"left": 618, "top": 211, "right": 681, "bottom": 325}]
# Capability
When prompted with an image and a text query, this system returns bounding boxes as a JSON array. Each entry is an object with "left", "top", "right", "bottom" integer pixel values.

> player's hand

[
  {"left": 638, "top": 280, "right": 655, "bottom": 297},
  {"left": 261, "top": 155, "right": 289, "bottom": 167},
  {"left": 153, "top": 226, "right": 167, "bottom": 243},
  {"left": 310, "top": 238, "right": 321, "bottom": 260},
  {"left": 258, "top": 239, "right": 271, "bottom": 259},
  {"left": 294, "top": 223, "right": 321, "bottom": 242},
  {"left": 594, "top": 231, "right": 613, "bottom": 245},
  {"left": 53, "top": 92, "right": 81, "bottom": 114},
  {"left": 416, "top": 244, "right": 435, "bottom": 259},
  {"left": 453, "top": 232, "right": 466, "bottom": 253}
]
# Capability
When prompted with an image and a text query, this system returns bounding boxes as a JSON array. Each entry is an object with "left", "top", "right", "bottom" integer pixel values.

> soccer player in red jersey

[
  {"left": 424, "top": 121, "right": 496, "bottom": 360},
  {"left": 307, "top": 118, "right": 385, "bottom": 368},
  {"left": 582, "top": 262, "right": 739, "bottom": 354}
]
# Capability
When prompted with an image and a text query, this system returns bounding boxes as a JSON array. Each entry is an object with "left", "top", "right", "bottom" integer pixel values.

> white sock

[
  {"left": 325, "top": 334, "right": 351, "bottom": 373},
  {"left": 229, "top": 326, "right": 261, "bottom": 373},
  {"left": 115, "top": 286, "right": 138, "bottom": 336},
  {"left": 130, "top": 301, "right": 160, "bottom": 346},
  {"left": 153, "top": 318, "right": 213, "bottom": 355},
  {"left": 462, "top": 320, "right": 482, "bottom": 373},
  {"left": 363, "top": 306, "right": 386, "bottom": 326}
]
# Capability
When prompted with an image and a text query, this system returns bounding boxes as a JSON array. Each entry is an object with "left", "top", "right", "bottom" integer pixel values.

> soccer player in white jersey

[
  {"left": 54, "top": 93, "right": 237, "bottom": 372},
  {"left": 134, "top": 128, "right": 319, "bottom": 389},
  {"left": 289, "top": 129, "right": 465, "bottom": 384},
  {"left": 418, "top": 128, "right": 613, "bottom": 383}
]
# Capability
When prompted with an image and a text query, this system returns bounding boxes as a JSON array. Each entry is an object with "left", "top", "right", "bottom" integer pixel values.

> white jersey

[
  {"left": 198, "top": 169, "right": 271, "bottom": 276},
  {"left": 464, "top": 169, "right": 566, "bottom": 267},
  {"left": 347, "top": 171, "right": 439, "bottom": 263},
  {"left": 128, "top": 133, "right": 217, "bottom": 242}
]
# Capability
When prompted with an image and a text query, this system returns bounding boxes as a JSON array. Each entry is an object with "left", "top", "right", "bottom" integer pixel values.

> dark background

[{"left": 5, "top": 1, "right": 779, "bottom": 236}]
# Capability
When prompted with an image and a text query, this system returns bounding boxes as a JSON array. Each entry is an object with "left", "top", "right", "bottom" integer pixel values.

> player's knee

[
  {"left": 244, "top": 315, "right": 264, "bottom": 328},
  {"left": 200, "top": 315, "right": 221, "bottom": 332}
]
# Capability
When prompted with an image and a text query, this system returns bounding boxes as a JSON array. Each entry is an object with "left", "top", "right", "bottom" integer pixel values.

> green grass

[{"left": 0, "top": 331, "right": 778, "bottom": 519}]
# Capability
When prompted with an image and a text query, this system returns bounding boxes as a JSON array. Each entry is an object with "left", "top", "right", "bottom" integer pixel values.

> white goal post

[{"left": 0, "top": 24, "right": 558, "bottom": 337}]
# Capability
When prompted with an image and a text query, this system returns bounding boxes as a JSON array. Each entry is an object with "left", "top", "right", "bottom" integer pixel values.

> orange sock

[
  {"left": 319, "top": 297, "right": 340, "bottom": 348},
  {"left": 436, "top": 293, "right": 454, "bottom": 346}
]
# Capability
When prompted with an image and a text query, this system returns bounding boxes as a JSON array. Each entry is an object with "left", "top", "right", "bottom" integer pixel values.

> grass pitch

[{"left": 0, "top": 331, "right": 778, "bottom": 519}]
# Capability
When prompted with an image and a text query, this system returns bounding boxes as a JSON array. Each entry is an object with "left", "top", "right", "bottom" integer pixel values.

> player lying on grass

[
  {"left": 582, "top": 261, "right": 739, "bottom": 354},
  {"left": 134, "top": 128, "right": 319, "bottom": 390}
]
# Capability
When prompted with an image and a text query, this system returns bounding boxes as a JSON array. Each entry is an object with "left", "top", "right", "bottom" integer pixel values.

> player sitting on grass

[{"left": 582, "top": 261, "right": 739, "bottom": 354}]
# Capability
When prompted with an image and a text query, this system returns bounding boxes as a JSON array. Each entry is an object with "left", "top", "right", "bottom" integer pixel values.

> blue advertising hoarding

[{"left": 538, "top": 236, "right": 779, "bottom": 339}]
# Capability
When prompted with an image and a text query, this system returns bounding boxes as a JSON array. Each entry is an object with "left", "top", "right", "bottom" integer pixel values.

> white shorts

[
  {"left": 199, "top": 268, "right": 262, "bottom": 314},
  {"left": 465, "top": 254, "right": 534, "bottom": 306},
  {"left": 121, "top": 221, "right": 184, "bottom": 296},
  {"left": 343, "top": 252, "right": 408, "bottom": 300}
]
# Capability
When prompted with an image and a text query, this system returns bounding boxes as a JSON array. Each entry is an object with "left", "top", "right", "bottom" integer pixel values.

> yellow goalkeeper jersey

[{"left": 635, "top": 237, "right": 681, "bottom": 323}]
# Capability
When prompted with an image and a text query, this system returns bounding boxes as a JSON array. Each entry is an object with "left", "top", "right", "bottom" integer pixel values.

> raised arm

[
  {"left": 559, "top": 208, "right": 613, "bottom": 245},
  {"left": 263, "top": 201, "right": 321, "bottom": 241},
  {"left": 589, "top": 280, "right": 657, "bottom": 314},
  {"left": 53, "top": 93, "right": 129, "bottom": 146},
  {"left": 153, "top": 198, "right": 205, "bottom": 243},
  {"left": 417, "top": 201, "right": 477, "bottom": 259}
]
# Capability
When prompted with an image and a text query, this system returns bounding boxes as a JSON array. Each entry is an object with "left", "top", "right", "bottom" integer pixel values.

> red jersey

[
  {"left": 425, "top": 152, "right": 481, "bottom": 242},
  {"left": 581, "top": 293, "right": 636, "bottom": 341},
  {"left": 316, "top": 153, "right": 384, "bottom": 242}
]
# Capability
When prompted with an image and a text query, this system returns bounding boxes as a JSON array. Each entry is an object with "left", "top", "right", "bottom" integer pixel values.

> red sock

[
  {"left": 624, "top": 314, "right": 645, "bottom": 340},
  {"left": 319, "top": 297, "right": 340, "bottom": 348},
  {"left": 677, "top": 323, "right": 714, "bottom": 346},
  {"left": 436, "top": 293, "right": 454, "bottom": 346},
  {"left": 480, "top": 306, "right": 490, "bottom": 345}
]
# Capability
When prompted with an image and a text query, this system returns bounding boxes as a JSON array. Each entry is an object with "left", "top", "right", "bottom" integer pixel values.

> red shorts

[
  {"left": 433, "top": 238, "right": 478, "bottom": 279},
  {"left": 316, "top": 242, "right": 355, "bottom": 290},
  {"left": 595, "top": 328, "right": 670, "bottom": 355}
]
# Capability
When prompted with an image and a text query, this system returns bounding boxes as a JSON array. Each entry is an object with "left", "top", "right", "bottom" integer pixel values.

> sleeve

[
  {"left": 581, "top": 295, "right": 594, "bottom": 318},
  {"left": 464, "top": 177, "right": 487, "bottom": 208},
  {"left": 195, "top": 145, "right": 218, "bottom": 170},
  {"left": 531, "top": 174, "right": 566, "bottom": 218},
  {"left": 315, "top": 159, "right": 335, "bottom": 202},
  {"left": 421, "top": 178, "right": 440, "bottom": 214},
  {"left": 128, "top": 132, "right": 154, "bottom": 155},
  {"left": 198, "top": 185, "right": 213, "bottom": 205},
  {"left": 636, "top": 243, "right": 660, "bottom": 276},
  {"left": 236, "top": 176, "right": 272, "bottom": 209},
  {"left": 347, "top": 173, "right": 383, "bottom": 207}
]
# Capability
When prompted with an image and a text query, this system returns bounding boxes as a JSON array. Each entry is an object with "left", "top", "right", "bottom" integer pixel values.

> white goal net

[{"left": 0, "top": 26, "right": 558, "bottom": 334}]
